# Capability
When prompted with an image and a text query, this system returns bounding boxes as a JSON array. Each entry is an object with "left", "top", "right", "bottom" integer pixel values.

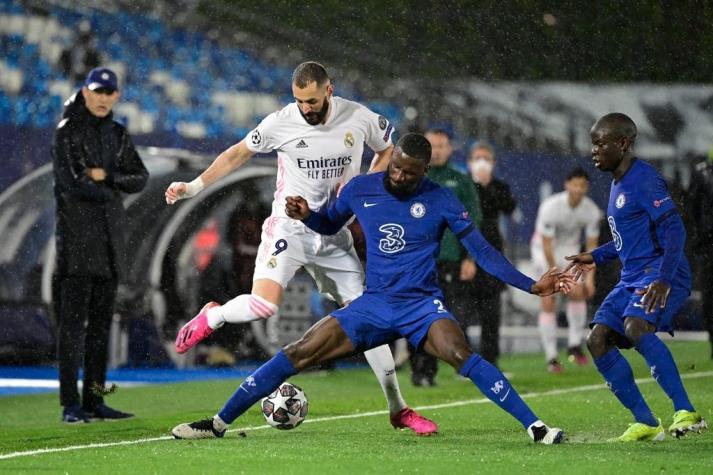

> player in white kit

[
  {"left": 530, "top": 168, "right": 602, "bottom": 373},
  {"left": 165, "top": 62, "right": 437, "bottom": 435}
]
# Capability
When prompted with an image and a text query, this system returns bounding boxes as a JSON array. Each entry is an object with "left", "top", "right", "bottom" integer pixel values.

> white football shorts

[{"left": 253, "top": 216, "right": 364, "bottom": 305}]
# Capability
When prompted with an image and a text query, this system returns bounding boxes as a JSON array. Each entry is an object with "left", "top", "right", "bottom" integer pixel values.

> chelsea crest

[
  {"left": 410, "top": 202, "right": 426, "bottom": 218},
  {"left": 615, "top": 193, "right": 626, "bottom": 209}
]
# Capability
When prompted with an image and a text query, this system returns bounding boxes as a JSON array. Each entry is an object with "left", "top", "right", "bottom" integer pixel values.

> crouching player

[{"left": 172, "top": 134, "right": 572, "bottom": 443}]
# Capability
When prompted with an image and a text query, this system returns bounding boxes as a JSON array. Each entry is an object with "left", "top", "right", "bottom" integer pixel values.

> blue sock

[
  {"left": 636, "top": 333, "right": 695, "bottom": 412},
  {"left": 594, "top": 349, "right": 658, "bottom": 426},
  {"left": 218, "top": 351, "right": 298, "bottom": 424},
  {"left": 460, "top": 353, "right": 538, "bottom": 429}
]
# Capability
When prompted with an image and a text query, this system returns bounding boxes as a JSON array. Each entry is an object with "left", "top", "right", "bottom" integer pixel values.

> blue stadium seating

[{"left": 0, "top": 0, "right": 401, "bottom": 138}]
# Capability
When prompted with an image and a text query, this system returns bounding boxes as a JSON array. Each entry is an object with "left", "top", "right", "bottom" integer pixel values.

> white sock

[
  {"left": 566, "top": 301, "right": 588, "bottom": 348},
  {"left": 206, "top": 294, "right": 278, "bottom": 329},
  {"left": 213, "top": 414, "right": 228, "bottom": 431},
  {"left": 538, "top": 311, "right": 558, "bottom": 361},
  {"left": 363, "top": 344, "right": 407, "bottom": 415}
]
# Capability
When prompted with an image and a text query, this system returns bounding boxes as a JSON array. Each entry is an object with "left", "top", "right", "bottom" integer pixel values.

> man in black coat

[
  {"left": 688, "top": 153, "right": 713, "bottom": 358},
  {"left": 465, "top": 142, "right": 517, "bottom": 366},
  {"left": 52, "top": 67, "right": 148, "bottom": 423}
]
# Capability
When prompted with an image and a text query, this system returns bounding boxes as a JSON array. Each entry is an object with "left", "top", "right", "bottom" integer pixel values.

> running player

[
  {"left": 171, "top": 133, "right": 571, "bottom": 444},
  {"left": 165, "top": 62, "right": 436, "bottom": 435},
  {"left": 530, "top": 168, "right": 602, "bottom": 372},
  {"left": 566, "top": 113, "right": 707, "bottom": 441}
]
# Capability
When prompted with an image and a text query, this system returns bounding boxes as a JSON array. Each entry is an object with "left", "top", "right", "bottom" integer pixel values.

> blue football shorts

[
  {"left": 331, "top": 292, "right": 458, "bottom": 351},
  {"left": 591, "top": 281, "right": 690, "bottom": 335}
]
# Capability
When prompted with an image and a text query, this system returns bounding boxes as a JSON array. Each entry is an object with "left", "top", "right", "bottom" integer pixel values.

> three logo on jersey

[{"left": 374, "top": 203, "right": 426, "bottom": 253}]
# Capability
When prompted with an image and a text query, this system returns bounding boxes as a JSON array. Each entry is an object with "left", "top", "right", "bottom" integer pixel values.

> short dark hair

[
  {"left": 566, "top": 167, "right": 590, "bottom": 182},
  {"left": 397, "top": 133, "right": 432, "bottom": 163},
  {"left": 292, "top": 61, "right": 330, "bottom": 88},
  {"left": 595, "top": 112, "right": 637, "bottom": 143},
  {"left": 424, "top": 128, "right": 451, "bottom": 141}
]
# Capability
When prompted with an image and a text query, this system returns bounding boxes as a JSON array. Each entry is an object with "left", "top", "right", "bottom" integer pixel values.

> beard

[
  {"left": 300, "top": 97, "right": 330, "bottom": 125},
  {"left": 383, "top": 168, "right": 420, "bottom": 199}
]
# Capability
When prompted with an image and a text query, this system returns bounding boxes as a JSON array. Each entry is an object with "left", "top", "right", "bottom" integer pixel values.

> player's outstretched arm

[
  {"left": 367, "top": 145, "right": 394, "bottom": 173},
  {"left": 165, "top": 140, "right": 254, "bottom": 204},
  {"left": 285, "top": 196, "right": 351, "bottom": 236},
  {"left": 460, "top": 229, "right": 573, "bottom": 295}
]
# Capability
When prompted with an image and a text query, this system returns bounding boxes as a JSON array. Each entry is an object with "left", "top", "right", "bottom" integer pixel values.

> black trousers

[
  {"left": 471, "top": 291, "right": 501, "bottom": 365},
  {"left": 55, "top": 275, "right": 117, "bottom": 409},
  {"left": 410, "top": 262, "right": 466, "bottom": 383},
  {"left": 701, "top": 245, "right": 713, "bottom": 356}
]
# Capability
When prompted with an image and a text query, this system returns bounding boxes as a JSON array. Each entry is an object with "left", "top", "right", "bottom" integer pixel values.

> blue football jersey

[
  {"left": 321, "top": 173, "right": 475, "bottom": 297},
  {"left": 606, "top": 159, "right": 691, "bottom": 287}
]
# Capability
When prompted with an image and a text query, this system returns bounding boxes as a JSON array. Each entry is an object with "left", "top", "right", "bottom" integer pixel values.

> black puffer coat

[{"left": 52, "top": 90, "right": 149, "bottom": 278}]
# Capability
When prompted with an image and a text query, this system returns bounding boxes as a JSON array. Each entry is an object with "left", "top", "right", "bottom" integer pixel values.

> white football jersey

[
  {"left": 531, "top": 191, "right": 602, "bottom": 254},
  {"left": 245, "top": 96, "right": 394, "bottom": 218}
]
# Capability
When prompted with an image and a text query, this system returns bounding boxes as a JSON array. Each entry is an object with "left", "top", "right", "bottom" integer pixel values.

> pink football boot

[
  {"left": 390, "top": 407, "right": 438, "bottom": 436},
  {"left": 175, "top": 302, "right": 219, "bottom": 354}
]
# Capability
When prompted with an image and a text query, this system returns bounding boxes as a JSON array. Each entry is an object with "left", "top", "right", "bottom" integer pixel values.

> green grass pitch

[{"left": 1, "top": 341, "right": 711, "bottom": 474}]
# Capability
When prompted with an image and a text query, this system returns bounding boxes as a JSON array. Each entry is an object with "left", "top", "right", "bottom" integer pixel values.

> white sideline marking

[
  {"left": 1, "top": 370, "right": 712, "bottom": 461},
  {"left": 0, "top": 379, "right": 143, "bottom": 389}
]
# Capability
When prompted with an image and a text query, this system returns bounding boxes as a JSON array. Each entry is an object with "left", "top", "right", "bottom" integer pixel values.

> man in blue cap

[{"left": 52, "top": 67, "right": 148, "bottom": 423}]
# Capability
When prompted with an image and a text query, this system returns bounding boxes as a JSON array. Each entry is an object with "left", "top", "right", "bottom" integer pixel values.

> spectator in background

[
  {"left": 530, "top": 168, "right": 601, "bottom": 373},
  {"left": 464, "top": 142, "right": 517, "bottom": 366},
  {"left": 60, "top": 20, "right": 101, "bottom": 85},
  {"left": 688, "top": 151, "right": 713, "bottom": 358},
  {"left": 196, "top": 202, "right": 272, "bottom": 363},
  {"left": 408, "top": 129, "right": 482, "bottom": 386},
  {"left": 52, "top": 67, "right": 148, "bottom": 423}
]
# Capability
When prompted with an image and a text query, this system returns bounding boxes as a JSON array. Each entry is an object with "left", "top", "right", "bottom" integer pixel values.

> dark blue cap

[{"left": 84, "top": 67, "right": 118, "bottom": 91}]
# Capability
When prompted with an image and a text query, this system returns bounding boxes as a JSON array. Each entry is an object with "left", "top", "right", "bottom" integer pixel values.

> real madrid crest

[
  {"left": 344, "top": 132, "right": 354, "bottom": 148},
  {"left": 267, "top": 256, "right": 277, "bottom": 269},
  {"left": 410, "top": 202, "right": 426, "bottom": 218},
  {"left": 615, "top": 193, "right": 626, "bottom": 209}
]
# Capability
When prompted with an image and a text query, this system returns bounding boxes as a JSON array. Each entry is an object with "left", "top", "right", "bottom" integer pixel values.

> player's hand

[
  {"left": 165, "top": 178, "right": 202, "bottom": 205},
  {"left": 531, "top": 267, "right": 576, "bottom": 296},
  {"left": 285, "top": 196, "right": 310, "bottom": 220},
  {"left": 165, "top": 182, "right": 187, "bottom": 204},
  {"left": 460, "top": 258, "right": 476, "bottom": 281},
  {"left": 635, "top": 280, "right": 671, "bottom": 313},
  {"left": 564, "top": 252, "right": 596, "bottom": 282},
  {"left": 86, "top": 167, "right": 107, "bottom": 182}
]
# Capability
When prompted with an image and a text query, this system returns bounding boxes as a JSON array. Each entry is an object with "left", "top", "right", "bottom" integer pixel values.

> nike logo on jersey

[
  {"left": 499, "top": 388, "right": 511, "bottom": 402},
  {"left": 296, "top": 139, "right": 308, "bottom": 148},
  {"left": 363, "top": 202, "right": 379, "bottom": 208}
]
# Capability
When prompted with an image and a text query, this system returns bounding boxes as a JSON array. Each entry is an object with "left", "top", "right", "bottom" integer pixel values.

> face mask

[{"left": 469, "top": 159, "right": 493, "bottom": 181}]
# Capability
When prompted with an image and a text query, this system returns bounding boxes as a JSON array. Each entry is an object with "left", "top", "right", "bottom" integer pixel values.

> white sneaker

[
  {"left": 527, "top": 421, "right": 565, "bottom": 444},
  {"left": 172, "top": 417, "right": 226, "bottom": 439}
]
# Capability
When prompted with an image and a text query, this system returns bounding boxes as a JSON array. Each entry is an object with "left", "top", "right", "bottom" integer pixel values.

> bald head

[
  {"left": 590, "top": 113, "right": 638, "bottom": 176},
  {"left": 592, "top": 113, "right": 637, "bottom": 144}
]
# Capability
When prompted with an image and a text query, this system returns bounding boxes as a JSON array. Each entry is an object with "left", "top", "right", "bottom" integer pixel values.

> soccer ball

[{"left": 261, "top": 382, "right": 308, "bottom": 430}]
